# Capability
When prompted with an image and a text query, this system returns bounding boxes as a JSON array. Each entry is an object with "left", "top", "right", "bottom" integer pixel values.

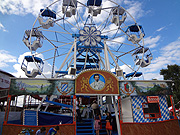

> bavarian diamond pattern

[{"left": 131, "top": 95, "right": 170, "bottom": 123}]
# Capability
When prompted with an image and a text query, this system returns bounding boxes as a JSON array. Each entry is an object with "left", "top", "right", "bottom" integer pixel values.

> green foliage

[{"left": 160, "top": 64, "right": 180, "bottom": 105}]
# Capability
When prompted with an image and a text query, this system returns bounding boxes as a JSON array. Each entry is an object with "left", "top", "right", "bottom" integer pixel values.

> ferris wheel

[{"left": 21, "top": 0, "right": 153, "bottom": 80}]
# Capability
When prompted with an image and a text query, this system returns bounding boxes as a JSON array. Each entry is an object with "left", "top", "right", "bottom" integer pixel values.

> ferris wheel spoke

[
  {"left": 117, "top": 57, "right": 134, "bottom": 71},
  {"left": 33, "top": 41, "right": 73, "bottom": 57},
  {"left": 43, "top": 52, "right": 69, "bottom": 61},
  {"left": 107, "top": 33, "right": 126, "bottom": 41},
  {"left": 108, "top": 0, "right": 119, "bottom": 6},
  {"left": 74, "top": 4, "right": 85, "bottom": 27},
  {"left": 100, "top": 19, "right": 112, "bottom": 32},
  {"left": 101, "top": 28, "right": 119, "bottom": 35},
  {"left": 97, "top": 12, "right": 111, "bottom": 30},
  {"left": 84, "top": 50, "right": 88, "bottom": 69},
  {"left": 107, "top": 40, "right": 137, "bottom": 47},
  {"left": 116, "top": 46, "right": 142, "bottom": 59},
  {"left": 55, "top": 22, "right": 72, "bottom": 34},
  {"left": 39, "top": 29, "right": 71, "bottom": 35}
]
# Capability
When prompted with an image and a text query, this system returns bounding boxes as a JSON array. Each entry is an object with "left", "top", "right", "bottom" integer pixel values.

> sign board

[
  {"left": 0, "top": 72, "right": 11, "bottom": 89},
  {"left": 75, "top": 69, "right": 119, "bottom": 95},
  {"left": 9, "top": 78, "right": 75, "bottom": 95},
  {"left": 147, "top": 96, "right": 159, "bottom": 103},
  {"left": 119, "top": 80, "right": 172, "bottom": 96},
  {"left": 23, "top": 110, "right": 38, "bottom": 126}
]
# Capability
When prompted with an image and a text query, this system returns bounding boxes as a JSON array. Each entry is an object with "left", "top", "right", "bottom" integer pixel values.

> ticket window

[{"left": 142, "top": 103, "right": 161, "bottom": 119}]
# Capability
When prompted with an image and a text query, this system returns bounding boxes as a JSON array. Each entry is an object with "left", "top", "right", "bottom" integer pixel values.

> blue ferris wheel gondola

[
  {"left": 132, "top": 47, "right": 149, "bottom": 55},
  {"left": 87, "top": 0, "right": 102, "bottom": 6},
  {"left": 24, "top": 56, "right": 44, "bottom": 64},
  {"left": 126, "top": 24, "right": 145, "bottom": 44},
  {"left": 125, "top": 72, "right": 142, "bottom": 78},
  {"left": 21, "top": 56, "right": 44, "bottom": 78},
  {"left": 128, "top": 25, "right": 143, "bottom": 32},
  {"left": 40, "top": 9, "right": 56, "bottom": 19}
]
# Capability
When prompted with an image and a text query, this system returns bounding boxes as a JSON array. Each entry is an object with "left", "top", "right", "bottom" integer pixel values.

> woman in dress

[
  {"left": 94, "top": 113, "right": 101, "bottom": 135},
  {"left": 106, "top": 112, "right": 112, "bottom": 135}
]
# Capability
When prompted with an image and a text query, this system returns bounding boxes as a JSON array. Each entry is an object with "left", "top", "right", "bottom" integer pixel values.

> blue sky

[{"left": 0, "top": 0, "right": 180, "bottom": 80}]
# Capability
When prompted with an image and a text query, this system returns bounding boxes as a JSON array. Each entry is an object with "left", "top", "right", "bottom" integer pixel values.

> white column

[
  {"left": 54, "top": 42, "right": 75, "bottom": 78},
  {"left": 74, "top": 38, "right": 77, "bottom": 68},
  {"left": 112, "top": 95, "right": 121, "bottom": 135},
  {"left": 104, "top": 40, "right": 110, "bottom": 70}
]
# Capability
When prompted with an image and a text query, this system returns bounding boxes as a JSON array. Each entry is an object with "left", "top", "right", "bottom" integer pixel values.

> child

[
  {"left": 94, "top": 113, "right": 101, "bottom": 135},
  {"left": 106, "top": 112, "right": 112, "bottom": 135},
  {"left": 47, "top": 126, "right": 60, "bottom": 135},
  {"left": 36, "top": 127, "right": 46, "bottom": 135}
]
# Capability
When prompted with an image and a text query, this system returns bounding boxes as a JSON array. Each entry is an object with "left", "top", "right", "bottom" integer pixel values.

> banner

[
  {"left": 119, "top": 81, "right": 172, "bottom": 96},
  {"left": 9, "top": 78, "right": 75, "bottom": 95},
  {"left": 75, "top": 69, "right": 119, "bottom": 95}
]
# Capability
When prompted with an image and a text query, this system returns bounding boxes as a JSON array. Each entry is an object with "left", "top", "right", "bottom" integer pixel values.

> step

[
  {"left": 77, "top": 126, "right": 93, "bottom": 130},
  {"left": 76, "top": 133, "right": 94, "bottom": 135},
  {"left": 77, "top": 122, "right": 92, "bottom": 125}
]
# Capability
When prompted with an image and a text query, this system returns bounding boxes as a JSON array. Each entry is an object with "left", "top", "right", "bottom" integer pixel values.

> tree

[{"left": 160, "top": 64, "right": 180, "bottom": 105}]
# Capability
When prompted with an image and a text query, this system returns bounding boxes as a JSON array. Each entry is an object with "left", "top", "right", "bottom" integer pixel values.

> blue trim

[
  {"left": 72, "top": 34, "right": 108, "bottom": 39},
  {"left": 125, "top": 72, "right": 142, "bottom": 78},
  {"left": 89, "top": 50, "right": 99, "bottom": 59},
  {"left": 77, "top": 46, "right": 103, "bottom": 50},
  {"left": 24, "top": 56, "right": 44, "bottom": 64},
  {"left": 99, "top": 41, "right": 104, "bottom": 47},
  {"left": 76, "top": 49, "right": 85, "bottom": 57},
  {"left": 55, "top": 71, "right": 81, "bottom": 74},
  {"left": 100, "top": 35, "right": 108, "bottom": 39},
  {"left": 72, "top": 34, "right": 80, "bottom": 38},
  {"left": 77, "top": 41, "right": 81, "bottom": 46},
  {"left": 44, "top": 99, "right": 73, "bottom": 108},
  {"left": 75, "top": 47, "right": 102, "bottom": 53},
  {"left": 39, "top": 111, "right": 73, "bottom": 117}
]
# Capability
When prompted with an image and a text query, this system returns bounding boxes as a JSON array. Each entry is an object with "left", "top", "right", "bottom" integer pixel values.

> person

[
  {"left": 47, "top": 126, "right": 60, "bottom": 135},
  {"left": 76, "top": 97, "right": 82, "bottom": 122},
  {"left": 91, "top": 100, "right": 100, "bottom": 117},
  {"left": 90, "top": 74, "right": 105, "bottom": 90},
  {"left": 105, "top": 112, "right": 112, "bottom": 135},
  {"left": 94, "top": 113, "right": 101, "bottom": 135},
  {"left": 36, "top": 127, "right": 46, "bottom": 135},
  {"left": 177, "top": 110, "right": 180, "bottom": 127}
]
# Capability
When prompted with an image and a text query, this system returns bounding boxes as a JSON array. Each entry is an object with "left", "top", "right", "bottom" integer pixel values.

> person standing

[
  {"left": 91, "top": 100, "right": 100, "bottom": 117},
  {"left": 47, "top": 126, "right": 60, "bottom": 135},
  {"left": 76, "top": 97, "right": 82, "bottom": 122},
  {"left": 36, "top": 127, "right": 46, "bottom": 135},
  {"left": 177, "top": 110, "right": 180, "bottom": 127},
  {"left": 94, "top": 113, "right": 101, "bottom": 135},
  {"left": 106, "top": 112, "right": 112, "bottom": 135}
]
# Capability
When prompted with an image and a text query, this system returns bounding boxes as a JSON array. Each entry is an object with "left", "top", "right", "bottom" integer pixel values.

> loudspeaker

[
  {"left": 116, "top": 69, "right": 123, "bottom": 77},
  {"left": 68, "top": 67, "right": 76, "bottom": 75}
]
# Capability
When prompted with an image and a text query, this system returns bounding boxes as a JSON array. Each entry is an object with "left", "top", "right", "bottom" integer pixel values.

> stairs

[{"left": 76, "top": 118, "right": 107, "bottom": 135}]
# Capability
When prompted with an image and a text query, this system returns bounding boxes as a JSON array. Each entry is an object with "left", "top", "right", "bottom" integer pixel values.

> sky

[{"left": 0, "top": 0, "right": 180, "bottom": 80}]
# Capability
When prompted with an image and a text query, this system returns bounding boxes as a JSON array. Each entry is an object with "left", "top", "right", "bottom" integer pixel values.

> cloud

[
  {"left": 124, "top": 0, "right": 144, "bottom": 20},
  {"left": 143, "top": 72, "right": 163, "bottom": 80},
  {"left": 0, "top": 50, "right": 17, "bottom": 68},
  {"left": 0, "top": 22, "right": 8, "bottom": 32},
  {"left": 144, "top": 35, "right": 161, "bottom": 48},
  {"left": 0, "top": 0, "right": 53, "bottom": 16},
  {"left": 156, "top": 26, "right": 165, "bottom": 32},
  {"left": 140, "top": 37, "right": 180, "bottom": 80}
]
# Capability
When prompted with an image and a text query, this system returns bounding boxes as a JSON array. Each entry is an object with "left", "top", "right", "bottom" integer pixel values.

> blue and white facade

[
  {"left": 121, "top": 95, "right": 170, "bottom": 123},
  {"left": 131, "top": 95, "right": 170, "bottom": 123}
]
